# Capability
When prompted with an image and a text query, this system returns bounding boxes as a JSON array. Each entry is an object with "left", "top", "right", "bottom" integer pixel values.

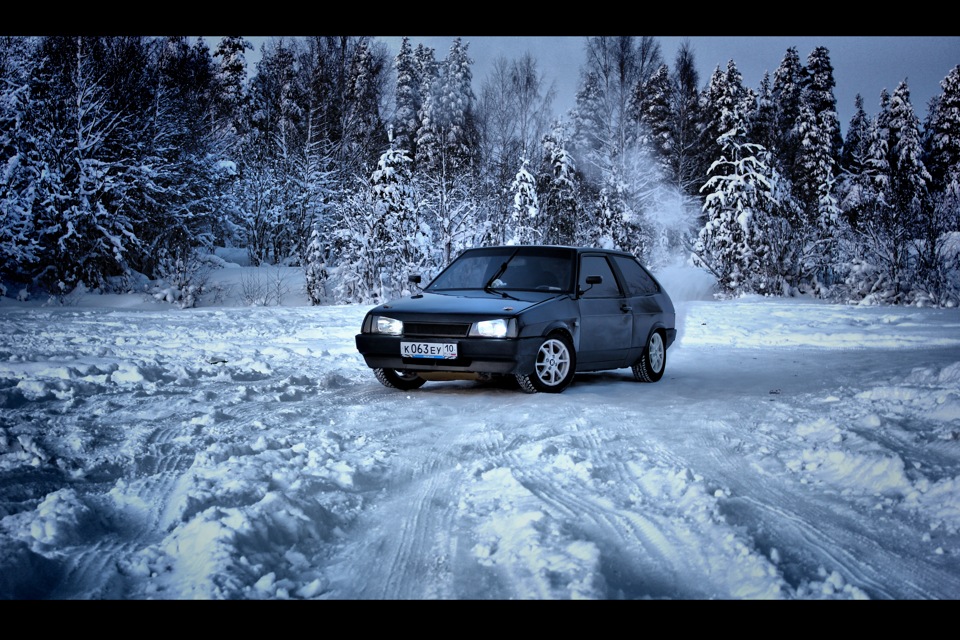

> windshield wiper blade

[{"left": 483, "top": 249, "right": 519, "bottom": 296}]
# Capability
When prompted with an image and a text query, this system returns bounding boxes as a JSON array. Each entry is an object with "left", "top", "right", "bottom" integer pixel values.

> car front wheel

[
  {"left": 632, "top": 330, "right": 665, "bottom": 383},
  {"left": 516, "top": 333, "right": 576, "bottom": 393},
  {"left": 374, "top": 368, "right": 426, "bottom": 390}
]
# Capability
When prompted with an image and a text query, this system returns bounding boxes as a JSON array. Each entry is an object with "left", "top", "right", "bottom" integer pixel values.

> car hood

[{"left": 371, "top": 290, "right": 557, "bottom": 318}]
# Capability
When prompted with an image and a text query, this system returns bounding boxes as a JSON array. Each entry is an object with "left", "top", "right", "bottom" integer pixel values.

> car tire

[
  {"left": 632, "top": 330, "right": 665, "bottom": 383},
  {"left": 516, "top": 333, "right": 576, "bottom": 393},
  {"left": 374, "top": 368, "right": 426, "bottom": 390}
]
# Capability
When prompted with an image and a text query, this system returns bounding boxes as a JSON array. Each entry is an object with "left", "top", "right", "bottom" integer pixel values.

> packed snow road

[{"left": 1, "top": 297, "right": 959, "bottom": 599}]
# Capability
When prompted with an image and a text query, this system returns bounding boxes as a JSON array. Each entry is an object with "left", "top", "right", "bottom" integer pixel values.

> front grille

[{"left": 404, "top": 322, "right": 471, "bottom": 337}]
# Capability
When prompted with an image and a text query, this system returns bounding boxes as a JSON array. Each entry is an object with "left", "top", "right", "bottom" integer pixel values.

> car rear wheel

[
  {"left": 374, "top": 368, "right": 426, "bottom": 390},
  {"left": 632, "top": 330, "right": 665, "bottom": 383},
  {"left": 517, "top": 333, "right": 576, "bottom": 393}
]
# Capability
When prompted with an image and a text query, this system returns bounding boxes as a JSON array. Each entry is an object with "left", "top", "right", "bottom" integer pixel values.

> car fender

[
  {"left": 515, "top": 296, "right": 580, "bottom": 345},
  {"left": 645, "top": 321, "right": 674, "bottom": 349},
  {"left": 541, "top": 319, "right": 578, "bottom": 346}
]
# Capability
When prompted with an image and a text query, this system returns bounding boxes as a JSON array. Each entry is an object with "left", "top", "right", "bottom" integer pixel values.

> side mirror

[
  {"left": 578, "top": 275, "right": 601, "bottom": 297},
  {"left": 408, "top": 274, "right": 422, "bottom": 285}
]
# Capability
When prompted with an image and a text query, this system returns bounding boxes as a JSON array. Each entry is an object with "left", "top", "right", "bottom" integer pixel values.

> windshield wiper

[{"left": 484, "top": 249, "right": 519, "bottom": 298}]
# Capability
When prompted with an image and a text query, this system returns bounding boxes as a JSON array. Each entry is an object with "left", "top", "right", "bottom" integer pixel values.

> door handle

[{"left": 620, "top": 304, "right": 632, "bottom": 313}]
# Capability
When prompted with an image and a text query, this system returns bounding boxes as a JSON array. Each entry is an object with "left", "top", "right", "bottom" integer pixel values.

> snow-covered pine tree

[
  {"left": 212, "top": 36, "right": 253, "bottom": 145},
  {"left": 242, "top": 38, "right": 301, "bottom": 266},
  {"left": 634, "top": 63, "right": 673, "bottom": 180},
  {"left": 792, "top": 48, "right": 842, "bottom": 216},
  {"left": 370, "top": 146, "right": 427, "bottom": 297},
  {"left": 28, "top": 36, "right": 150, "bottom": 295},
  {"left": 342, "top": 41, "right": 389, "bottom": 179},
  {"left": 849, "top": 88, "right": 910, "bottom": 303},
  {"left": 886, "top": 81, "right": 936, "bottom": 303},
  {"left": 919, "top": 65, "right": 960, "bottom": 305},
  {"left": 697, "top": 61, "right": 753, "bottom": 202},
  {"left": 770, "top": 46, "right": 804, "bottom": 174},
  {"left": 303, "top": 222, "right": 328, "bottom": 305},
  {"left": 414, "top": 38, "right": 480, "bottom": 266},
  {"left": 537, "top": 122, "right": 583, "bottom": 245},
  {"left": 694, "top": 120, "right": 780, "bottom": 296},
  {"left": 590, "top": 181, "right": 629, "bottom": 251},
  {"left": 924, "top": 65, "right": 960, "bottom": 194},
  {"left": 329, "top": 186, "right": 378, "bottom": 304},
  {"left": 0, "top": 36, "right": 40, "bottom": 295},
  {"left": 392, "top": 37, "right": 422, "bottom": 160},
  {"left": 509, "top": 157, "right": 540, "bottom": 245}
]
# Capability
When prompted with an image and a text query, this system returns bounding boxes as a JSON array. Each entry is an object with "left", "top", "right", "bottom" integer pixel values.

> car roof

[{"left": 462, "top": 245, "right": 634, "bottom": 257}]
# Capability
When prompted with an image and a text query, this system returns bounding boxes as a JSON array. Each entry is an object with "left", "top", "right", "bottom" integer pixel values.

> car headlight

[
  {"left": 369, "top": 315, "right": 403, "bottom": 335},
  {"left": 470, "top": 318, "right": 517, "bottom": 338}
]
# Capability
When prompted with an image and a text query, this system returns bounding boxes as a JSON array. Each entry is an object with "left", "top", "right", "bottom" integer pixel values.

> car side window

[
  {"left": 579, "top": 256, "right": 622, "bottom": 298},
  {"left": 612, "top": 255, "right": 659, "bottom": 295}
]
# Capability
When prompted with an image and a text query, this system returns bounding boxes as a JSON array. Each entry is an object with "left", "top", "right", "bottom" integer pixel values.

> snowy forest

[{"left": 1, "top": 35, "right": 959, "bottom": 307}]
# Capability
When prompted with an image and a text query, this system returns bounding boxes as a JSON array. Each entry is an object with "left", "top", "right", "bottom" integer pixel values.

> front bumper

[{"left": 355, "top": 334, "right": 541, "bottom": 375}]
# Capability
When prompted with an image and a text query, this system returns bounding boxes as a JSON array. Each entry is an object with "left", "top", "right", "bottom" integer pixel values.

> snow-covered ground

[{"left": 1, "top": 260, "right": 959, "bottom": 599}]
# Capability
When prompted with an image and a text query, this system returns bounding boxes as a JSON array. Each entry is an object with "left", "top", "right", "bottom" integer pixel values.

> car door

[
  {"left": 576, "top": 254, "right": 632, "bottom": 369},
  {"left": 610, "top": 254, "right": 665, "bottom": 363}
]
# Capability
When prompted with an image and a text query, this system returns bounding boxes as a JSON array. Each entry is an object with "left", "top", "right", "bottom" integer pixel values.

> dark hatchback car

[{"left": 355, "top": 245, "right": 676, "bottom": 393}]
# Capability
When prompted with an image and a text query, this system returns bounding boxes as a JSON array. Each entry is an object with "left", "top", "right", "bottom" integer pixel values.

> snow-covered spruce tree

[
  {"left": 392, "top": 37, "right": 422, "bottom": 160},
  {"left": 846, "top": 87, "right": 922, "bottom": 304},
  {"left": 918, "top": 179, "right": 960, "bottom": 307},
  {"left": 696, "top": 61, "right": 755, "bottom": 224},
  {"left": 508, "top": 157, "right": 540, "bottom": 245},
  {"left": 924, "top": 65, "right": 960, "bottom": 195},
  {"left": 330, "top": 146, "right": 428, "bottom": 304},
  {"left": 837, "top": 94, "right": 873, "bottom": 229},
  {"left": 341, "top": 41, "right": 390, "bottom": 180},
  {"left": 0, "top": 36, "right": 40, "bottom": 295},
  {"left": 693, "top": 122, "right": 782, "bottom": 297},
  {"left": 209, "top": 36, "right": 253, "bottom": 248},
  {"left": 791, "top": 50, "right": 842, "bottom": 220},
  {"left": 415, "top": 37, "right": 478, "bottom": 179},
  {"left": 628, "top": 44, "right": 704, "bottom": 265},
  {"left": 633, "top": 64, "right": 674, "bottom": 182},
  {"left": 329, "top": 183, "right": 379, "bottom": 304},
  {"left": 139, "top": 36, "right": 223, "bottom": 291},
  {"left": 415, "top": 38, "right": 481, "bottom": 266},
  {"left": 372, "top": 146, "right": 429, "bottom": 297},
  {"left": 536, "top": 121, "right": 584, "bottom": 246},
  {"left": 300, "top": 123, "right": 338, "bottom": 306},
  {"left": 27, "top": 36, "right": 152, "bottom": 296},
  {"left": 769, "top": 46, "right": 804, "bottom": 176},
  {"left": 668, "top": 41, "right": 707, "bottom": 201},
  {"left": 886, "top": 81, "right": 935, "bottom": 304},
  {"left": 590, "top": 181, "right": 630, "bottom": 252},
  {"left": 802, "top": 47, "right": 843, "bottom": 166},
  {"left": 749, "top": 73, "right": 778, "bottom": 160},
  {"left": 919, "top": 65, "right": 960, "bottom": 305},
  {"left": 212, "top": 36, "right": 253, "bottom": 147},
  {"left": 303, "top": 223, "right": 328, "bottom": 305},
  {"left": 792, "top": 100, "right": 844, "bottom": 294},
  {"left": 634, "top": 40, "right": 703, "bottom": 204},
  {"left": 241, "top": 38, "right": 303, "bottom": 266}
]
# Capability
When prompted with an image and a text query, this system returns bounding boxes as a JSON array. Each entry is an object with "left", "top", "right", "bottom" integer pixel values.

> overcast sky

[{"left": 370, "top": 36, "right": 959, "bottom": 130}]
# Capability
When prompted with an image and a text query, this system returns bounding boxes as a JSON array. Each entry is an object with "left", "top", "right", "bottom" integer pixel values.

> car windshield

[{"left": 427, "top": 247, "right": 575, "bottom": 293}]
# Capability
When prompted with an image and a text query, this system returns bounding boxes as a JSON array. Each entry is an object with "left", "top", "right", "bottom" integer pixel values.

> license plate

[{"left": 401, "top": 341, "right": 458, "bottom": 359}]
